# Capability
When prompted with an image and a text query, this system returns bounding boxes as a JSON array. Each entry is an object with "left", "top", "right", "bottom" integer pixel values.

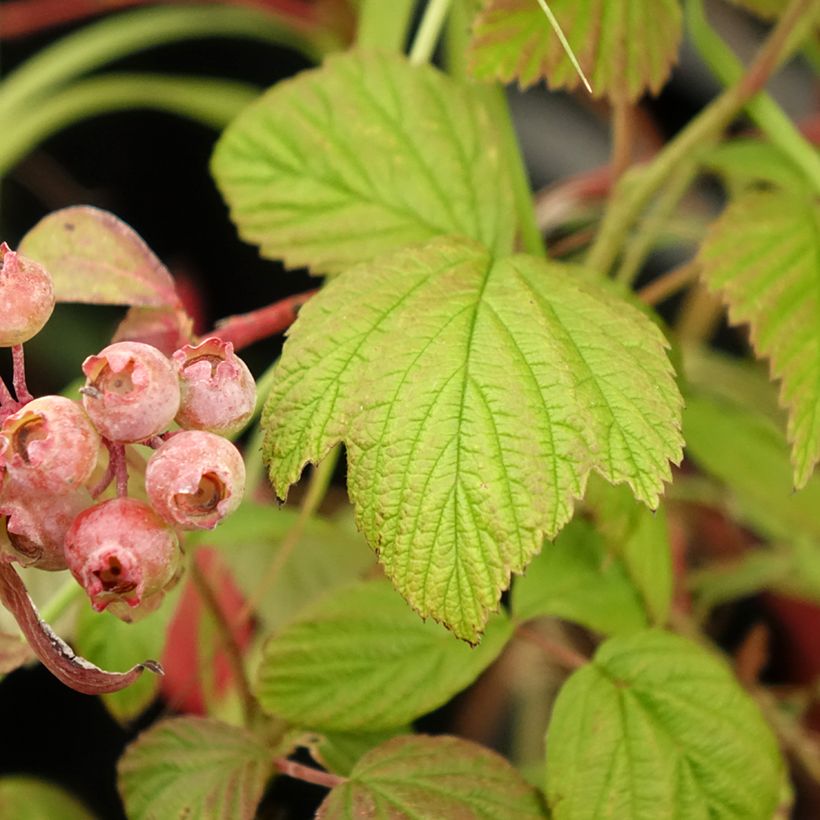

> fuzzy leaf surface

[
  {"left": 546, "top": 630, "right": 783, "bottom": 819},
  {"left": 256, "top": 580, "right": 513, "bottom": 731},
  {"left": 469, "top": 0, "right": 682, "bottom": 102},
  {"left": 263, "top": 238, "right": 682, "bottom": 640},
  {"left": 18, "top": 206, "right": 180, "bottom": 307},
  {"left": 118, "top": 717, "right": 272, "bottom": 820},
  {"left": 512, "top": 517, "right": 647, "bottom": 635},
  {"left": 212, "top": 51, "right": 514, "bottom": 275},
  {"left": 317, "top": 735, "right": 546, "bottom": 819},
  {"left": 698, "top": 189, "right": 820, "bottom": 487}
]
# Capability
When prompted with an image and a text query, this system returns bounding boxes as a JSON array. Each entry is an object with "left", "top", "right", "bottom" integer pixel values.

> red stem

[
  {"left": 210, "top": 289, "right": 317, "bottom": 351},
  {"left": 11, "top": 345, "right": 33, "bottom": 405},
  {"left": 274, "top": 757, "right": 346, "bottom": 790},
  {"left": 111, "top": 443, "right": 129, "bottom": 497}
]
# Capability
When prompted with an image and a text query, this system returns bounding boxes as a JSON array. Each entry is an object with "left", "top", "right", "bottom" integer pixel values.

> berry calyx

[
  {"left": 81, "top": 341, "right": 180, "bottom": 443},
  {"left": 0, "top": 243, "right": 55, "bottom": 347},
  {"left": 0, "top": 396, "right": 100, "bottom": 493},
  {"left": 172, "top": 337, "right": 256, "bottom": 436},
  {"left": 145, "top": 431, "right": 245, "bottom": 530},
  {"left": 64, "top": 497, "right": 181, "bottom": 615}
]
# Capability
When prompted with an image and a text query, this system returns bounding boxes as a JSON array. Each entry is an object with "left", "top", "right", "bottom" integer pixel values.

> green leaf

[
  {"left": 256, "top": 579, "right": 513, "bottom": 731},
  {"left": 0, "top": 777, "right": 94, "bottom": 820},
  {"left": 586, "top": 479, "right": 673, "bottom": 625},
  {"left": 317, "top": 735, "right": 547, "bottom": 819},
  {"left": 263, "top": 237, "right": 682, "bottom": 640},
  {"left": 211, "top": 51, "right": 515, "bottom": 275},
  {"left": 703, "top": 138, "right": 811, "bottom": 195},
  {"left": 546, "top": 630, "right": 783, "bottom": 820},
  {"left": 301, "top": 727, "right": 409, "bottom": 776},
  {"left": 73, "top": 588, "right": 178, "bottom": 723},
  {"left": 118, "top": 717, "right": 273, "bottom": 820},
  {"left": 18, "top": 206, "right": 180, "bottom": 307},
  {"left": 697, "top": 189, "right": 820, "bottom": 488},
  {"left": 512, "top": 517, "right": 647, "bottom": 635},
  {"left": 469, "top": 0, "right": 682, "bottom": 102}
]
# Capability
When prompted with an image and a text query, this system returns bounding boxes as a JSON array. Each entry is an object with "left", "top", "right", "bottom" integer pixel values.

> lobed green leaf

[
  {"left": 317, "top": 734, "right": 547, "bottom": 819},
  {"left": 212, "top": 51, "right": 515, "bottom": 275},
  {"left": 546, "top": 630, "right": 783, "bottom": 819},
  {"left": 263, "top": 237, "right": 682, "bottom": 640},
  {"left": 255, "top": 579, "right": 513, "bottom": 731}
]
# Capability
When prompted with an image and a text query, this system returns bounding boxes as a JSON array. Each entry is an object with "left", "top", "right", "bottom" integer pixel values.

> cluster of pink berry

[{"left": 0, "top": 243, "right": 254, "bottom": 622}]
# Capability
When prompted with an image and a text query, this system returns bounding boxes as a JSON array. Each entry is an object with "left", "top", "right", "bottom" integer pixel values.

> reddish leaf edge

[{"left": 0, "top": 562, "right": 163, "bottom": 694}]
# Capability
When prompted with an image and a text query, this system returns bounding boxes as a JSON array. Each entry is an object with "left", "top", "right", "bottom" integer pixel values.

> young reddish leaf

[
  {"left": 112, "top": 306, "right": 194, "bottom": 356},
  {"left": 317, "top": 735, "right": 546, "bottom": 819},
  {"left": 0, "top": 563, "right": 162, "bottom": 695},
  {"left": 0, "top": 632, "right": 32, "bottom": 674},
  {"left": 697, "top": 189, "right": 820, "bottom": 488},
  {"left": 469, "top": 0, "right": 682, "bottom": 102},
  {"left": 118, "top": 717, "right": 274, "bottom": 820},
  {"left": 18, "top": 206, "right": 181, "bottom": 308}
]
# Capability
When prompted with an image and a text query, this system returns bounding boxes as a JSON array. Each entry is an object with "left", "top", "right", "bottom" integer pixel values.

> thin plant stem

[
  {"left": 638, "top": 260, "right": 701, "bottom": 306},
  {"left": 0, "top": 375, "right": 14, "bottom": 407},
  {"left": 409, "top": 0, "right": 453, "bottom": 65},
  {"left": 516, "top": 625, "right": 588, "bottom": 670},
  {"left": 534, "top": 0, "right": 591, "bottom": 93},
  {"left": 106, "top": 442, "right": 129, "bottom": 498},
  {"left": 610, "top": 100, "right": 634, "bottom": 181},
  {"left": 585, "top": 0, "right": 815, "bottom": 277},
  {"left": 189, "top": 555, "right": 260, "bottom": 728},
  {"left": 676, "top": 283, "right": 724, "bottom": 344},
  {"left": 11, "top": 345, "right": 32, "bottom": 404},
  {"left": 275, "top": 757, "right": 346, "bottom": 789}
]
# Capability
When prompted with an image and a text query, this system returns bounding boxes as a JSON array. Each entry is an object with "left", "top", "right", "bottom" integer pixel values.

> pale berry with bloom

[
  {"left": 81, "top": 341, "right": 180, "bottom": 443},
  {"left": 0, "top": 243, "right": 55, "bottom": 347},
  {"left": 145, "top": 430, "right": 245, "bottom": 530}
]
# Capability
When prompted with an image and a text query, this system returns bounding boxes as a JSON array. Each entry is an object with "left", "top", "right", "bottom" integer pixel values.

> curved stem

[
  {"left": 638, "top": 260, "right": 701, "bottom": 307},
  {"left": 409, "top": 0, "right": 453, "bottom": 65},
  {"left": 275, "top": 757, "right": 345, "bottom": 789},
  {"left": 11, "top": 345, "right": 32, "bottom": 404},
  {"left": 0, "top": 74, "right": 258, "bottom": 178},
  {"left": 586, "top": 0, "right": 815, "bottom": 277}
]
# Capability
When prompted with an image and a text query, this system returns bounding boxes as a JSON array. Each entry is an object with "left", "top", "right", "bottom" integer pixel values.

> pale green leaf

[
  {"left": 546, "top": 630, "right": 783, "bottom": 820},
  {"left": 301, "top": 727, "right": 409, "bottom": 776},
  {"left": 18, "top": 206, "right": 180, "bottom": 307},
  {"left": 317, "top": 735, "right": 547, "bottom": 819},
  {"left": 698, "top": 189, "right": 820, "bottom": 487},
  {"left": 263, "top": 237, "right": 682, "bottom": 640},
  {"left": 469, "top": 0, "right": 682, "bottom": 102},
  {"left": 256, "top": 579, "right": 514, "bottom": 731},
  {"left": 586, "top": 479, "right": 673, "bottom": 625},
  {"left": 0, "top": 777, "right": 94, "bottom": 820},
  {"left": 118, "top": 717, "right": 273, "bottom": 820},
  {"left": 512, "top": 517, "right": 647, "bottom": 635},
  {"left": 703, "top": 138, "right": 811, "bottom": 194},
  {"left": 73, "top": 588, "right": 178, "bottom": 723},
  {"left": 212, "top": 51, "right": 514, "bottom": 275}
]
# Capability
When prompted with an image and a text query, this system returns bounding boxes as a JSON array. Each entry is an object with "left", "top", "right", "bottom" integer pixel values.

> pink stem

[
  {"left": 274, "top": 757, "right": 346, "bottom": 790},
  {"left": 11, "top": 345, "right": 33, "bottom": 404},
  {"left": 111, "top": 443, "right": 129, "bottom": 497},
  {"left": 0, "top": 374, "right": 14, "bottom": 407}
]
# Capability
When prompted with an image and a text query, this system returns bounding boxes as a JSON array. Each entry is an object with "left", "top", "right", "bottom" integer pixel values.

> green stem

[
  {"left": 444, "top": 0, "right": 473, "bottom": 80},
  {"left": 586, "top": 0, "right": 814, "bottom": 277},
  {"left": 357, "top": 0, "right": 417, "bottom": 51},
  {"left": 0, "top": 4, "right": 332, "bottom": 119},
  {"left": 0, "top": 74, "right": 258, "bottom": 177},
  {"left": 687, "top": 0, "right": 820, "bottom": 197},
  {"left": 38, "top": 575, "right": 83, "bottom": 625},
  {"left": 409, "top": 0, "right": 453, "bottom": 64}
]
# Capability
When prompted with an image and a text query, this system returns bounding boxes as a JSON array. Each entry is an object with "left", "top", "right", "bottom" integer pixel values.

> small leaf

[
  {"left": 697, "top": 189, "right": 820, "bottom": 487},
  {"left": 211, "top": 51, "right": 515, "bottom": 275},
  {"left": 317, "top": 735, "right": 546, "bottom": 819},
  {"left": 301, "top": 727, "right": 409, "bottom": 776},
  {"left": 256, "top": 580, "right": 513, "bottom": 731},
  {"left": 118, "top": 717, "right": 273, "bottom": 820},
  {"left": 263, "top": 237, "right": 682, "bottom": 640},
  {"left": 512, "top": 517, "right": 647, "bottom": 635},
  {"left": 0, "top": 777, "right": 93, "bottom": 820},
  {"left": 546, "top": 630, "right": 783, "bottom": 820},
  {"left": 73, "top": 589, "right": 179, "bottom": 723},
  {"left": 704, "top": 138, "right": 811, "bottom": 194},
  {"left": 19, "top": 206, "right": 180, "bottom": 308},
  {"left": 469, "top": 0, "right": 682, "bottom": 102}
]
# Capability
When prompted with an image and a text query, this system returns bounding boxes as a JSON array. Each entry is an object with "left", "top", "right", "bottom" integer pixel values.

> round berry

[
  {"left": 145, "top": 431, "right": 245, "bottom": 530},
  {"left": 65, "top": 497, "right": 181, "bottom": 614},
  {"left": 0, "top": 396, "right": 100, "bottom": 493},
  {"left": 172, "top": 337, "right": 256, "bottom": 436},
  {"left": 81, "top": 341, "right": 180, "bottom": 443},
  {"left": 0, "top": 243, "right": 55, "bottom": 347}
]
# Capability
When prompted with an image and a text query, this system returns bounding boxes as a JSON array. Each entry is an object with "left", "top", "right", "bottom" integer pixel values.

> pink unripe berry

[
  {"left": 0, "top": 396, "right": 100, "bottom": 493},
  {"left": 0, "top": 243, "right": 55, "bottom": 346},
  {"left": 172, "top": 337, "right": 256, "bottom": 436},
  {"left": 81, "top": 341, "right": 180, "bottom": 443},
  {"left": 64, "top": 497, "right": 181, "bottom": 615},
  {"left": 145, "top": 431, "right": 245, "bottom": 530}
]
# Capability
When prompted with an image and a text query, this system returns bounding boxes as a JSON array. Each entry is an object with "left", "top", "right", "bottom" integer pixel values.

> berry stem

[
  {"left": 11, "top": 344, "right": 33, "bottom": 404},
  {"left": 274, "top": 757, "right": 346, "bottom": 790},
  {"left": 100, "top": 440, "right": 130, "bottom": 497},
  {"left": 210, "top": 289, "right": 317, "bottom": 351},
  {"left": 0, "top": 374, "right": 14, "bottom": 408}
]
